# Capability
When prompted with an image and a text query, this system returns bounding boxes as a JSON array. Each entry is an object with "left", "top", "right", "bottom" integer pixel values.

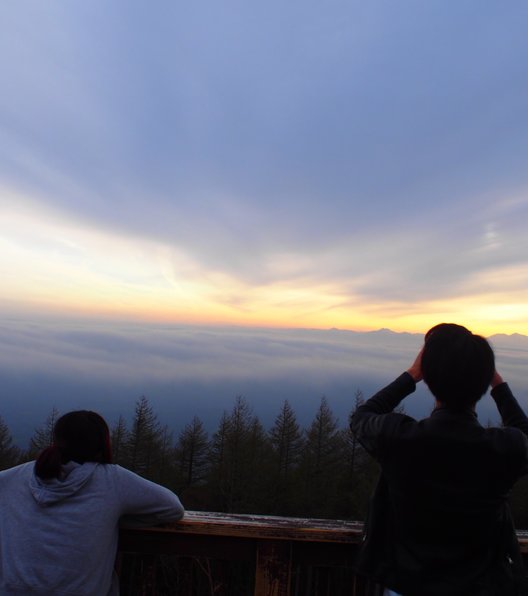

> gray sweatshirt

[{"left": 0, "top": 461, "right": 184, "bottom": 595}]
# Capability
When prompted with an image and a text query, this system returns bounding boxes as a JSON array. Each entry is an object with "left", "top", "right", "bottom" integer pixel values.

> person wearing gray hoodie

[{"left": 0, "top": 410, "right": 184, "bottom": 596}]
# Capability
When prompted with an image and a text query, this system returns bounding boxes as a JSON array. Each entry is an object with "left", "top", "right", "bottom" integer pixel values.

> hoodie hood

[{"left": 30, "top": 461, "right": 99, "bottom": 506}]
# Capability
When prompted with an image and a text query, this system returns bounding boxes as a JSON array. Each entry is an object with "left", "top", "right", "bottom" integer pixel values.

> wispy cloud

[{"left": 1, "top": 2, "right": 528, "bottom": 332}]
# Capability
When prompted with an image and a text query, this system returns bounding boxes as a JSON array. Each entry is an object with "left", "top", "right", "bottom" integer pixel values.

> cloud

[
  {"left": 3, "top": 3, "right": 528, "bottom": 215},
  {"left": 1, "top": 2, "right": 528, "bottom": 332},
  {"left": 1, "top": 317, "right": 527, "bottom": 447},
  {"left": 0, "top": 318, "right": 416, "bottom": 385},
  {"left": 2, "top": 189, "right": 528, "bottom": 336}
]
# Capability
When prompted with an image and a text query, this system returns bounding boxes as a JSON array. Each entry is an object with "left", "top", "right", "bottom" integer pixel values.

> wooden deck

[{"left": 118, "top": 511, "right": 528, "bottom": 595}]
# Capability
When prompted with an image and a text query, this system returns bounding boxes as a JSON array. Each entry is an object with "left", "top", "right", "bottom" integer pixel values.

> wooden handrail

[
  {"left": 118, "top": 512, "right": 528, "bottom": 595},
  {"left": 148, "top": 510, "right": 363, "bottom": 541},
  {"left": 119, "top": 511, "right": 367, "bottom": 595}
]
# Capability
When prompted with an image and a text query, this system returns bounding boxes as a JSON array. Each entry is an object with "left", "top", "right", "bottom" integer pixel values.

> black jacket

[{"left": 350, "top": 373, "right": 528, "bottom": 596}]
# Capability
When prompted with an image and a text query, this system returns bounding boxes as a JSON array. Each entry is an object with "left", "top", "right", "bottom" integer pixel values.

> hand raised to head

[
  {"left": 407, "top": 347, "right": 424, "bottom": 383},
  {"left": 491, "top": 370, "right": 504, "bottom": 389}
]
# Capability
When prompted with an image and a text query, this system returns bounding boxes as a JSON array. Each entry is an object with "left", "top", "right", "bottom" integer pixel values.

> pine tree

[
  {"left": 125, "top": 396, "right": 162, "bottom": 479},
  {"left": 208, "top": 397, "right": 269, "bottom": 513},
  {"left": 28, "top": 406, "right": 60, "bottom": 459},
  {"left": 347, "top": 389, "right": 365, "bottom": 477},
  {"left": 244, "top": 415, "right": 270, "bottom": 512},
  {"left": 300, "top": 396, "right": 344, "bottom": 516},
  {"left": 333, "top": 389, "right": 375, "bottom": 518},
  {"left": 0, "top": 416, "right": 20, "bottom": 470},
  {"left": 152, "top": 424, "right": 175, "bottom": 486},
  {"left": 111, "top": 415, "right": 128, "bottom": 466},
  {"left": 175, "top": 416, "right": 209, "bottom": 488},
  {"left": 268, "top": 400, "right": 304, "bottom": 513}
]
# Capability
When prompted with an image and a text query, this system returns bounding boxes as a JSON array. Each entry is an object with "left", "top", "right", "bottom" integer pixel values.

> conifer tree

[
  {"left": 111, "top": 415, "right": 128, "bottom": 466},
  {"left": 300, "top": 396, "right": 344, "bottom": 516},
  {"left": 0, "top": 416, "right": 20, "bottom": 470},
  {"left": 208, "top": 411, "right": 230, "bottom": 508},
  {"left": 268, "top": 400, "right": 304, "bottom": 513},
  {"left": 347, "top": 389, "right": 365, "bottom": 477},
  {"left": 208, "top": 397, "right": 269, "bottom": 513},
  {"left": 125, "top": 396, "right": 162, "bottom": 479},
  {"left": 333, "top": 389, "right": 375, "bottom": 517},
  {"left": 28, "top": 406, "right": 60, "bottom": 459},
  {"left": 244, "top": 415, "right": 270, "bottom": 512},
  {"left": 153, "top": 424, "right": 175, "bottom": 486},
  {"left": 175, "top": 416, "right": 209, "bottom": 488}
]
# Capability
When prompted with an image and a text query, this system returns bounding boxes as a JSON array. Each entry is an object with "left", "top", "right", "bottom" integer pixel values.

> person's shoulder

[
  {"left": 89, "top": 464, "right": 149, "bottom": 495},
  {"left": 0, "top": 461, "right": 34, "bottom": 476},
  {"left": 95, "top": 464, "right": 157, "bottom": 485},
  {"left": 380, "top": 412, "right": 420, "bottom": 437},
  {"left": 485, "top": 424, "right": 525, "bottom": 438},
  {"left": 92, "top": 463, "right": 131, "bottom": 478},
  {"left": 485, "top": 425, "right": 528, "bottom": 453},
  {"left": 0, "top": 461, "right": 34, "bottom": 487}
]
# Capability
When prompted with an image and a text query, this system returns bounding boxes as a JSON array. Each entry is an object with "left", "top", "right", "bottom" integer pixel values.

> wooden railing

[
  {"left": 118, "top": 511, "right": 528, "bottom": 596},
  {"left": 118, "top": 511, "right": 374, "bottom": 595}
]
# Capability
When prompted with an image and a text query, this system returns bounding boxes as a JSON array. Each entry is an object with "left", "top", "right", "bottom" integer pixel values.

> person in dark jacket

[{"left": 350, "top": 323, "right": 528, "bottom": 596}]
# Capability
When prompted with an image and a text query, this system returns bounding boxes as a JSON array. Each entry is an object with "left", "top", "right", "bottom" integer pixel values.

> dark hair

[
  {"left": 421, "top": 323, "right": 495, "bottom": 408},
  {"left": 35, "top": 410, "right": 112, "bottom": 479}
]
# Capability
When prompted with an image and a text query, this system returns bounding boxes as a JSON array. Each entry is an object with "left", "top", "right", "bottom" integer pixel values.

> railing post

[
  {"left": 254, "top": 539, "right": 292, "bottom": 596},
  {"left": 139, "top": 554, "right": 157, "bottom": 596}
]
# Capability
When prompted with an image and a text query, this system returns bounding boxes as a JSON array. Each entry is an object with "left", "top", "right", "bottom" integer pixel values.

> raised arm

[
  {"left": 350, "top": 369, "right": 418, "bottom": 458},
  {"left": 491, "top": 371, "right": 528, "bottom": 437}
]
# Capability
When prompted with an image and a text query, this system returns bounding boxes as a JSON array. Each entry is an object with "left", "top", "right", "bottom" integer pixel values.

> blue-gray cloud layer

[{"left": 1, "top": 317, "right": 527, "bottom": 446}]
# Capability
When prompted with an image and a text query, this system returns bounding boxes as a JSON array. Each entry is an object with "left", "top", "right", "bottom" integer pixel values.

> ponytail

[
  {"left": 35, "top": 445, "right": 63, "bottom": 479},
  {"left": 34, "top": 410, "right": 112, "bottom": 480}
]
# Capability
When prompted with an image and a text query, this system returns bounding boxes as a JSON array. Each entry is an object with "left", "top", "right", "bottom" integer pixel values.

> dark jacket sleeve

[
  {"left": 491, "top": 382, "right": 528, "bottom": 478},
  {"left": 350, "top": 372, "right": 416, "bottom": 458},
  {"left": 491, "top": 382, "right": 528, "bottom": 437}
]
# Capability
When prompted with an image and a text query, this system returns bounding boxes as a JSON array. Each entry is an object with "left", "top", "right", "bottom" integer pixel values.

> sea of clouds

[{"left": 1, "top": 317, "right": 527, "bottom": 446}]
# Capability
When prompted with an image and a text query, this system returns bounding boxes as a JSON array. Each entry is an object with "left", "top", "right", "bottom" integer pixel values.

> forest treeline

[
  {"left": 0, "top": 392, "right": 379, "bottom": 520},
  {"left": 2, "top": 394, "right": 528, "bottom": 526}
]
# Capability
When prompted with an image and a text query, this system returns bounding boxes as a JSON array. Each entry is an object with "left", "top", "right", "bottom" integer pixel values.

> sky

[{"left": 1, "top": 1, "right": 528, "bottom": 335}]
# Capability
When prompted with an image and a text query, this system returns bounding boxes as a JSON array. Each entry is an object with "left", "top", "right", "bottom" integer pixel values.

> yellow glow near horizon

[{"left": 1, "top": 193, "right": 527, "bottom": 338}]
